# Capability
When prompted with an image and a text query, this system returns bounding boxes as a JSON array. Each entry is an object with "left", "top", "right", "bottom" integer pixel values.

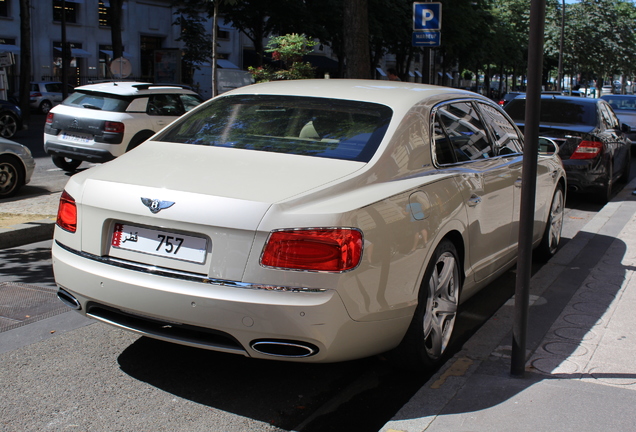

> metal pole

[
  {"left": 511, "top": 0, "right": 546, "bottom": 377},
  {"left": 557, "top": 0, "right": 565, "bottom": 92}
]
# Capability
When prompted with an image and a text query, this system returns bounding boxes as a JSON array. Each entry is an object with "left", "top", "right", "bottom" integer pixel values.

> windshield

[
  {"left": 63, "top": 91, "right": 131, "bottom": 112},
  {"left": 505, "top": 99, "right": 597, "bottom": 126},
  {"left": 155, "top": 95, "right": 393, "bottom": 162}
]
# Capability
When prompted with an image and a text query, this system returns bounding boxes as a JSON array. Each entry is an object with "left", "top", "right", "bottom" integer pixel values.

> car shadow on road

[{"left": 117, "top": 337, "right": 391, "bottom": 430}]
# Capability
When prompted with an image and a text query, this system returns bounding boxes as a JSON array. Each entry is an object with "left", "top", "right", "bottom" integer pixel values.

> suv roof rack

[{"left": 132, "top": 83, "right": 191, "bottom": 91}]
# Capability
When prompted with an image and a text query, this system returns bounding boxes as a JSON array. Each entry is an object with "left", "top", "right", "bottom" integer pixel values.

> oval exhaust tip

[
  {"left": 57, "top": 288, "right": 81, "bottom": 310},
  {"left": 250, "top": 340, "right": 319, "bottom": 358}
]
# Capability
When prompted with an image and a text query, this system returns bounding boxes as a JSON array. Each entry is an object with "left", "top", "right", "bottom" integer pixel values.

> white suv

[{"left": 44, "top": 82, "right": 203, "bottom": 171}]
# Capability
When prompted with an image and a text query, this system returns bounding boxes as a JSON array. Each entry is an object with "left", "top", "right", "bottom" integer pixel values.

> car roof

[
  {"left": 73, "top": 81, "right": 198, "bottom": 96},
  {"left": 514, "top": 94, "right": 600, "bottom": 104},
  {"left": 601, "top": 94, "right": 636, "bottom": 99},
  {"left": 221, "top": 79, "right": 491, "bottom": 112}
]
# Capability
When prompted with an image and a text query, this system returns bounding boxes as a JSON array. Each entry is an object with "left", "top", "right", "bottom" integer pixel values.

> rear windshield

[
  {"left": 505, "top": 99, "right": 597, "bottom": 126},
  {"left": 63, "top": 90, "right": 131, "bottom": 112},
  {"left": 602, "top": 96, "right": 636, "bottom": 111},
  {"left": 155, "top": 95, "right": 393, "bottom": 162}
]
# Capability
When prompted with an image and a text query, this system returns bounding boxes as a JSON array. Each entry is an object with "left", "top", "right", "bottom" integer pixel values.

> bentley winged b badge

[{"left": 141, "top": 198, "right": 175, "bottom": 214}]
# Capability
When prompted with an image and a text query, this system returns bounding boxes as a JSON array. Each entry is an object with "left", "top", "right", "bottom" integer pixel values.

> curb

[{"left": 0, "top": 219, "right": 55, "bottom": 249}]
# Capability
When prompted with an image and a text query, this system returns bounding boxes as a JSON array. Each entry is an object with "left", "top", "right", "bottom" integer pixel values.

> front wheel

[
  {"left": 390, "top": 239, "right": 461, "bottom": 370},
  {"left": 0, "top": 155, "right": 24, "bottom": 198},
  {"left": 52, "top": 155, "right": 82, "bottom": 172},
  {"left": 534, "top": 185, "right": 565, "bottom": 262}
]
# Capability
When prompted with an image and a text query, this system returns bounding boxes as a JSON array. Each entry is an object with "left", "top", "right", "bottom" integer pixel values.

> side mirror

[
  {"left": 622, "top": 123, "right": 632, "bottom": 133},
  {"left": 538, "top": 137, "right": 559, "bottom": 155}
]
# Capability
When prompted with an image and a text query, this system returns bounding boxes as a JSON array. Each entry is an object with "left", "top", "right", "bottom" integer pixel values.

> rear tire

[
  {"left": 39, "top": 100, "right": 53, "bottom": 114},
  {"left": 595, "top": 162, "right": 613, "bottom": 204},
  {"left": 389, "top": 239, "right": 461, "bottom": 371},
  {"left": 534, "top": 184, "right": 565, "bottom": 262},
  {"left": 52, "top": 155, "right": 82, "bottom": 172}
]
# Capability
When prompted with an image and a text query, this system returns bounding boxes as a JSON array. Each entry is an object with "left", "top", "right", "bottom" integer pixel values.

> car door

[
  {"left": 598, "top": 100, "right": 630, "bottom": 179},
  {"left": 433, "top": 100, "right": 516, "bottom": 283}
]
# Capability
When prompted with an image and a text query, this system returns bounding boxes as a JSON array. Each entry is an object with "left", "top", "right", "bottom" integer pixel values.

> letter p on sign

[{"left": 413, "top": 2, "right": 441, "bottom": 31}]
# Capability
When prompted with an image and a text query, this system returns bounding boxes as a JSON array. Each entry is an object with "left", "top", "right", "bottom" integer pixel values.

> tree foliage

[{"left": 170, "top": 0, "right": 636, "bottom": 93}]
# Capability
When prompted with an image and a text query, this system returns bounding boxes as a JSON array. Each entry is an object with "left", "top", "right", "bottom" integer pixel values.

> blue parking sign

[{"left": 413, "top": 2, "right": 442, "bottom": 31}]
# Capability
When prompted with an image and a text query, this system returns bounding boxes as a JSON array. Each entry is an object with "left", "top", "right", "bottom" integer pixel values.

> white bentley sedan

[{"left": 53, "top": 79, "right": 565, "bottom": 368}]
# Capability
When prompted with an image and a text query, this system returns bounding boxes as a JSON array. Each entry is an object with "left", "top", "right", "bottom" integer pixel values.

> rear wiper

[{"left": 82, "top": 104, "right": 102, "bottom": 110}]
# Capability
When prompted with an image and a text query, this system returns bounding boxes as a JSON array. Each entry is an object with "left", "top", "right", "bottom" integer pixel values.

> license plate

[
  {"left": 61, "top": 131, "right": 92, "bottom": 143},
  {"left": 111, "top": 223, "right": 207, "bottom": 264}
]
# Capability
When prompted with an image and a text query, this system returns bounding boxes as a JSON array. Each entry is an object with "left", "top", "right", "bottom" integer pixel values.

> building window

[
  {"left": 217, "top": 26, "right": 230, "bottom": 40},
  {"left": 0, "top": 0, "right": 9, "bottom": 18},
  {"left": 53, "top": 0, "right": 78, "bottom": 24},
  {"left": 98, "top": 0, "right": 111, "bottom": 27}
]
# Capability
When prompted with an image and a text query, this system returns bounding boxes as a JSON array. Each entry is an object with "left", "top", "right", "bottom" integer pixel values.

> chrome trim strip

[{"left": 56, "top": 240, "right": 327, "bottom": 293}]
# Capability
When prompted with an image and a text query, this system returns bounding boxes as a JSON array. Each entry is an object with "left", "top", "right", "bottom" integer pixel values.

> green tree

[{"left": 249, "top": 34, "right": 318, "bottom": 82}]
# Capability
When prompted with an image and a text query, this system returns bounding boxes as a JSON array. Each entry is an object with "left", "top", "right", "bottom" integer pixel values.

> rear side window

[
  {"left": 506, "top": 99, "right": 597, "bottom": 126},
  {"left": 156, "top": 95, "right": 393, "bottom": 162},
  {"left": 63, "top": 91, "right": 131, "bottom": 112},
  {"left": 433, "top": 101, "right": 494, "bottom": 164}
]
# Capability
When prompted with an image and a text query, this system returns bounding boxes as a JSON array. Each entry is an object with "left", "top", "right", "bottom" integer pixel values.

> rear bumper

[
  {"left": 44, "top": 139, "right": 116, "bottom": 163},
  {"left": 52, "top": 240, "right": 410, "bottom": 363},
  {"left": 562, "top": 158, "right": 608, "bottom": 193}
]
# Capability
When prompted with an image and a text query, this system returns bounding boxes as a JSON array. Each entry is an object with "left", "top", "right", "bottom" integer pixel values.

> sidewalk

[
  {"left": 0, "top": 193, "right": 59, "bottom": 249},
  {"left": 382, "top": 180, "right": 636, "bottom": 431}
]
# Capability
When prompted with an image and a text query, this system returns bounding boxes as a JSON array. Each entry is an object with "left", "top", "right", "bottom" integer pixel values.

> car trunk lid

[{"left": 76, "top": 141, "right": 365, "bottom": 280}]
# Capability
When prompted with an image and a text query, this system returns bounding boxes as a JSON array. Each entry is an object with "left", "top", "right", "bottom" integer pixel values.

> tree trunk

[
  {"left": 343, "top": 0, "right": 370, "bottom": 79},
  {"left": 212, "top": 2, "right": 218, "bottom": 97},
  {"left": 110, "top": 0, "right": 124, "bottom": 60},
  {"left": 19, "top": 0, "right": 31, "bottom": 126}
]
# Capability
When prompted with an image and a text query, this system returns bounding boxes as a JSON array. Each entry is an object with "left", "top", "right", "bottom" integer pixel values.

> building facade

[{"left": 0, "top": 0, "right": 248, "bottom": 92}]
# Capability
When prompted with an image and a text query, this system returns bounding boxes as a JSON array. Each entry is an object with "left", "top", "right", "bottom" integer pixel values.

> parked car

[
  {"left": 601, "top": 94, "right": 636, "bottom": 142},
  {"left": 505, "top": 95, "right": 631, "bottom": 203},
  {"left": 28, "top": 81, "right": 75, "bottom": 114},
  {"left": 0, "top": 137, "right": 35, "bottom": 198},
  {"left": 498, "top": 91, "right": 525, "bottom": 107},
  {"left": 562, "top": 90, "right": 584, "bottom": 97},
  {"left": 53, "top": 79, "right": 565, "bottom": 369},
  {"left": 0, "top": 99, "right": 23, "bottom": 139},
  {"left": 43, "top": 82, "right": 203, "bottom": 171}
]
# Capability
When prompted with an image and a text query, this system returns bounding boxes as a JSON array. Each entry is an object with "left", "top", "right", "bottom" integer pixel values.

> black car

[
  {"left": 497, "top": 91, "right": 525, "bottom": 107},
  {"left": 0, "top": 99, "right": 23, "bottom": 139},
  {"left": 505, "top": 95, "right": 631, "bottom": 203}
]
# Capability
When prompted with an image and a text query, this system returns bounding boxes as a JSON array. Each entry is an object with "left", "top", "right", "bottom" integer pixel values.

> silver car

[
  {"left": 0, "top": 137, "right": 35, "bottom": 198},
  {"left": 52, "top": 80, "right": 566, "bottom": 368},
  {"left": 29, "top": 81, "right": 74, "bottom": 114}
]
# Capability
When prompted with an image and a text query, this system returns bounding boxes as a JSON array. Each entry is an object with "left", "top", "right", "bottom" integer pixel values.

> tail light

[
  {"left": 104, "top": 121, "right": 125, "bottom": 134},
  {"left": 46, "top": 112, "right": 54, "bottom": 125},
  {"left": 261, "top": 228, "right": 363, "bottom": 272},
  {"left": 57, "top": 190, "right": 77, "bottom": 233},
  {"left": 498, "top": 100, "right": 505, "bottom": 106},
  {"left": 570, "top": 140, "right": 603, "bottom": 159},
  {"left": 32, "top": 92, "right": 42, "bottom": 98}
]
